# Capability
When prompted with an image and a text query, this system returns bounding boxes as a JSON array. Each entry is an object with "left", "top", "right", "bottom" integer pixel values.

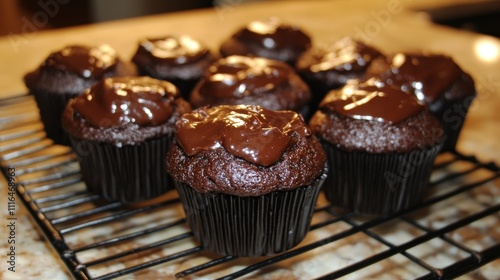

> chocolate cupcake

[
  {"left": 24, "top": 44, "right": 137, "bottom": 146},
  {"left": 309, "top": 78, "right": 444, "bottom": 216},
  {"left": 365, "top": 53, "right": 476, "bottom": 152},
  {"left": 166, "top": 105, "right": 327, "bottom": 257},
  {"left": 190, "top": 55, "right": 311, "bottom": 116},
  {"left": 219, "top": 17, "right": 312, "bottom": 65},
  {"left": 131, "top": 35, "right": 217, "bottom": 99},
  {"left": 62, "top": 76, "right": 191, "bottom": 203},
  {"left": 296, "top": 37, "right": 383, "bottom": 115}
]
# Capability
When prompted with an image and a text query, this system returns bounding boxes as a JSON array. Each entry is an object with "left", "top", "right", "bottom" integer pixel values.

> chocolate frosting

[
  {"left": 72, "top": 76, "right": 180, "bottom": 127},
  {"left": 198, "top": 55, "right": 292, "bottom": 99},
  {"left": 320, "top": 78, "right": 425, "bottom": 124},
  {"left": 236, "top": 18, "right": 311, "bottom": 52},
  {"left": 167, "top": 105, "right": 326, "bottom": 196},
  {"left": 134, "top": 35, "right": 210, "bottom": 65},
  {"left": 302, "top": 37, "right": 382, "bottom": 73},
  {"left": 219, "top": 18, "right": 311, "bottom": 64},
  {"left": 366, "top": 53, "right": 474, "bottom": 102},
  {"left": 24, "top": 44, "right": 138, "bottom": 97},
  {"left": 41, "top": 45, "right": 118, "bottom": 79},
  {"left": 175, "top": 105, "right": 310, "bottom": 167}
]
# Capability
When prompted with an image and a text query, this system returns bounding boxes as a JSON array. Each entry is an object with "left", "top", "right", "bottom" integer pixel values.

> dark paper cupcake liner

[
  {"left": 32, "top": 90, "right": 78, "bottom": 146},
  {"left": 70, "top": 136, "right": 173, "bottom": 203},
  {"left": 429, "top": 95, "right": 475, "bottom": 152},
  {"left": 322, "top": 144, "right": 442, "bottom": 216},
  {"left": 175, "top": 169, "right": 327, "bottom": 257},
  {"left": 165, "top": 78, "right": 199, "bottom": 101},
  {"left": 296, "top": 105, "right": 311, "bottom": 122},
  {"left": 298, "top": 73, "right": 351, "bottom": 121},
  {"left": 137, "top": 69, "right": 198, "bottom": 101}
]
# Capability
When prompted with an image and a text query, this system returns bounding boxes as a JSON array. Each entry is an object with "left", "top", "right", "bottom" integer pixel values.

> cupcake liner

[
  {"left": 174, "top": 169, "right": 327, "bottom": 257},
  {"left": 70, "top": 136, "right": 173, "bottom": 203},
  {"left": 296, "top": 105, "right": 311, "bottom": 122},
  {"left": 429, "top": 95, "right": 475, "bottom": 152},
  {"left": 32, "top": 90, "right": 78, "bottom": 146},
  {"left": 137, "top": 69, "right": 198, "bottom": 101},
  {"left": 321, "top": 144, "right": 442, "bottom": 216},
  {"left": 299, "top": 78, "right": 345, "bottom": 122},
  {"left": 166, "top": 78, "right": 198, "bottom": 101}
]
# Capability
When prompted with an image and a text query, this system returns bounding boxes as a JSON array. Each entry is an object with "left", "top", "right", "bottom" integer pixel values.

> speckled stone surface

[{"left": 0, "top": 191, "right": 71, "bottom": 280}]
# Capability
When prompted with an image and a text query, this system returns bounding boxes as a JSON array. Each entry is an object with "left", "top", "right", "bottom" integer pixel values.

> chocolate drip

[
  {"left": 320, "top": 78, "right": 425, "bottom": 124},
  {"left": 73, "top": 76, "right": 180, "bottom": 127},
  {"left": 175, "top": 105, "right": 310, "bottom": 166},
  {"left": 368, "top": 53, "right": 464, "bottom": 102},
  {"left": 307, "top": 37, "right": 382, "bottom": 73},
  {"left": 236, "top": 18, "right": 311, "bottom": 52},
  {"left": 134, "top": 35, "right": 209, "bottom": 65},
  {"left": 42, "top": 45, "right": 118, "bottom": 79},
  {"left": 198, "top": 55, "right": 292, "bottom": 98}
]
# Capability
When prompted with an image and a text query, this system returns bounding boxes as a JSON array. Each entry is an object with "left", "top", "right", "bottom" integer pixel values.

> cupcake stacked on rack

[{"left": 22, "top": 16, "right": 476, "bottom": 258}]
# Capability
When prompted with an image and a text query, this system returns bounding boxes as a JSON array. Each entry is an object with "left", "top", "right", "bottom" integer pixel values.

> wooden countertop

[{"left": 0, "top": 0, "right": 498, "bottom": 279}]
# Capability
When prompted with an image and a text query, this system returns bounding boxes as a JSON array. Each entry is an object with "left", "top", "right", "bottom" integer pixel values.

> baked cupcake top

[
  {"left": 366, "top": 53, "right": 476, "bottom": 102},
  {"left": 190, "top": 55, "right": 310, "bottom": 110},
  {"left": 219, "top": 17, "right": 311, "bottom": 64},
  {"left": 296, "top": 37, "right": 383, "bottom": 89},
  {"left": 24, "top": 44, "right": 137, "bottom": 94},
  {"left": 321, "top": 79, "right": 424, "bottom": 123},
  {"left": 296, "top": 37, "right": 382, "bottom": 77},
  {"left": 132, "top": 35, "right": 216, "bottom": 79},
  {"left": 44, "top": 45, "right": 117, "bottom": 77},
  {"left": 62, "top": 76, "right": 191, "bottom": 145},
  {"left": 167, "top": 105, "right": 326, "bottom": 196},
  {"left": 309, "top": 78, "right": 444, "bottom": 153}
]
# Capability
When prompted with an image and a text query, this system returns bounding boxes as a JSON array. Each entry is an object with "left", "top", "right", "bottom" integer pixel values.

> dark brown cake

[
  {"left": 190, "top": 55, "right": 311, "bottom": 115},
  {"left": 62, "top": 76, "right": 191, "bottom": 203},
  {"left": 219, "top": 17, "right": 312, "bottom": 65},
  {"left": 24, "top": 44, "right": 137, "bottom": 146},
  {"left": 296, "top": 37, "right": 383, "bottom": 117},
  {"left": 365, "top": 52, "right": 476, "bottom": 152},
  {"left": 309, "top": 78, "right": 444, "bottom": 216},
  {"left": 166, "top": 105, "right": 327, "bottom": 256},
  {"left": 131, "top": 35, "right": 217, "bottom": 99}
]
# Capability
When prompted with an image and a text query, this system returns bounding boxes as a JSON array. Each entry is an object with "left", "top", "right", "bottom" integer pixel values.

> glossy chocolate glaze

[
  {"left": 175, "top": 105, "right": 310, "bottom": 167},
  {"left": 366, "top": 53, "right": 472, "bottom": 102},
  {"left": 220, "top": 18, "right": 311, "bottom": 64},
  {"left": 134, "top": 35, "right": 210, "bottom": 65},
  {"left": 72, "top": 76, "right": 180, "bottom": 127},
  {"left": 303, "top": 37, "right": 382, "bottom": 73},
  {"left": 320, "top": 78, "right": 425, "bottom": 124},
  {"left": 237, "top": 18, "right": 311, "bottom": 52},
  {"left": 198, "top": 55, "right": 292, "bottom": 99},
  {"left": 42, "top": 45, "right": 118, "bottom": 79}
]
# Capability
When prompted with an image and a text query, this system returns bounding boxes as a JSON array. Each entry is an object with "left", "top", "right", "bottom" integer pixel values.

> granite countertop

[{"left": 0, "top": 0, "right": 499, "bottom": 279}]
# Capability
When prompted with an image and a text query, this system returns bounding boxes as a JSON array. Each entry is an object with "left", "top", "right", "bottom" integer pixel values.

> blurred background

[
  {"left": 1, "top": 0, "right": 499, "bottom": 37},
  {"left": 0, "top": 0, "right": 214, "bottom": 35}
]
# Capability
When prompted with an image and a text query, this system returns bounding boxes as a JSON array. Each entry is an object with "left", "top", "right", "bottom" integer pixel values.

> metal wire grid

[{"left": 0, "top": 94, "right": 499, "bottom": 279}]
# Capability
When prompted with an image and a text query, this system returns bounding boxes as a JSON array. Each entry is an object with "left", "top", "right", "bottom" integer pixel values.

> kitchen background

[{"left": 1, "top": 0, "right": 499, "bottom": 38}]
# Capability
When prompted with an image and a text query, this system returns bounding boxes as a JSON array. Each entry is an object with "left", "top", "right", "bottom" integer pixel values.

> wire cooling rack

[{"left": 1, "top": 94, "right": 499, "bottom": 279}]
